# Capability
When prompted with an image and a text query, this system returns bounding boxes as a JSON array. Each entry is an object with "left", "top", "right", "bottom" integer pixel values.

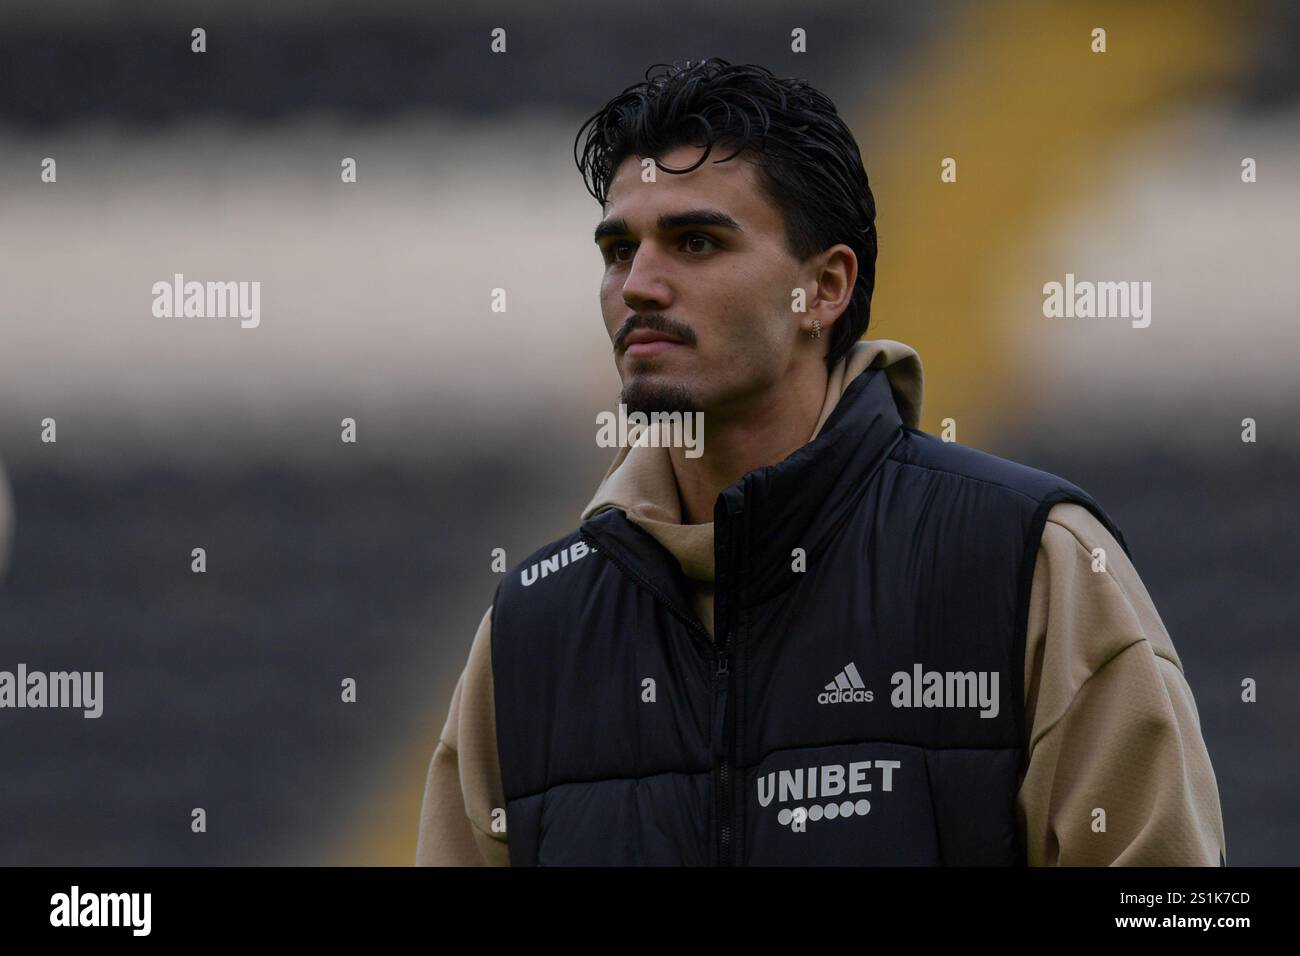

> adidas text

[{"left": 818, "top": 662, "right": 874, "bottom": 704}]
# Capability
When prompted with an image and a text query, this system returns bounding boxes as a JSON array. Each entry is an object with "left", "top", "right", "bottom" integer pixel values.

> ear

[{"left": 800, "top": 243, "right": 857, "bottom": 339}]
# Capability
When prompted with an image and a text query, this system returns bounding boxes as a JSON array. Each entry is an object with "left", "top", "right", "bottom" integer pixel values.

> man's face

[{"left": 595, "top": 143, "right": 808, "bottom": 418}]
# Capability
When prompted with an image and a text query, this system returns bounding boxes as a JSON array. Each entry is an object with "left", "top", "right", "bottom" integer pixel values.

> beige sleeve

[
  {"left": 1017, "top": 502, "right": 1227, "bottom": 866},
  {"left": 415, "top": 606, "right": 510, "bottom": 866}
]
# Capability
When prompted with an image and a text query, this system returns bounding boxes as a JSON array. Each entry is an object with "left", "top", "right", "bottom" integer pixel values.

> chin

[{"left": 619, "top": 377, "right": 700, "bottom": 416}]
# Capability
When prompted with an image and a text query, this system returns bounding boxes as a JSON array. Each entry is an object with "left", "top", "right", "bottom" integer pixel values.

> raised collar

[
  {"left": 580, "top": 340, "right": 923, "bottom": 585},
  {"left": 581, "top": 365, "right": 906, "bottom": 622}
]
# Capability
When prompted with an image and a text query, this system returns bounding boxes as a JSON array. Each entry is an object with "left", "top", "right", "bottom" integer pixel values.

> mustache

[{"left": 613, "top": 314, "right": 698, "bottom": 353}]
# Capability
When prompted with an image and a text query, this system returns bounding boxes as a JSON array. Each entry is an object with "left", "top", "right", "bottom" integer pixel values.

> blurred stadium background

[{"left": 0, "top": 0, "right": 1295, "bottom": 864}]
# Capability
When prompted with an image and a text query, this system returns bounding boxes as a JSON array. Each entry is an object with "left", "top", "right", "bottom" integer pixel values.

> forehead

[{"left": 604, "top": 143, "right": 781, "bottom": 232}]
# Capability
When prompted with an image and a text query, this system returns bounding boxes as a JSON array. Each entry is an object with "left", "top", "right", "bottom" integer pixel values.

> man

[{"left": 416, "top": 59, "right": 1225, "bottom": 866}]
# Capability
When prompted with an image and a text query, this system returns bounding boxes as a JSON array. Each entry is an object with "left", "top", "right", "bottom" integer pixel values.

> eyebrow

[{"left": 593, "top": 209, "right": 743, "bottom": 244}]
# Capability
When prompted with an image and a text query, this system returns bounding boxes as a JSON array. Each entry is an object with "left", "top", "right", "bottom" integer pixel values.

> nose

[{"left": 620, "top": 242, "right": 672, "bottom": 312}]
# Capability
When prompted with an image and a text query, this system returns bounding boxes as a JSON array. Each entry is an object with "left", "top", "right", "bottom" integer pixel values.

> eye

[
  {"left": 608, "top": 241, "right": 635, "bottom": 263},
  {"left": 684, "top": 233, "right": 718, "bottom": 254}
]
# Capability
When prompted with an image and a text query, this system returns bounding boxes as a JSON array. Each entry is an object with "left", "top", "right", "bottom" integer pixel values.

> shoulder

[
  {"left": 1043, "top": 501, "right": 1123, "bottom": 554},
  {"left": 491, "top": 527, "right": 609, "bottom": 627},
  {"left": 890, "top": 427, "right": 1095, "bottom": 505},
  {"left": 1034, "top": 501, "right": 1176, "bottom": 663},
  {"left": 500, "top": 528, "right": 596, "bottom": 587}
]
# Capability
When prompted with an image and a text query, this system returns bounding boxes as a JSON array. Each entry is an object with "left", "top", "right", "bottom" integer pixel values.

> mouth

[{"left": 623, "top": 329, "right": 687, "bottom": 357}]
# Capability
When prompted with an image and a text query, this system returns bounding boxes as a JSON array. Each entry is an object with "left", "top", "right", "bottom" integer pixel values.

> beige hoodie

[{"left": 416, "top": 341, "right": 1226, "bottom": 866}]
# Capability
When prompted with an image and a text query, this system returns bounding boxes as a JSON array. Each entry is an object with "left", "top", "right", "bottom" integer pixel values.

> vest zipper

[
  {"left": 713, "top": 646, "right": 733, "bottom": 865},
  {"left": 713, "top": 489, "right": 745, "bottom": 866},
  {"left": 578, "top": 519, "right": 739, "bottom": 864}
]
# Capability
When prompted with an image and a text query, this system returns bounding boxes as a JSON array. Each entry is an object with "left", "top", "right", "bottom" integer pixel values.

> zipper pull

[{"left": 712, "top": 650, "right": 730, "bottom": 758}]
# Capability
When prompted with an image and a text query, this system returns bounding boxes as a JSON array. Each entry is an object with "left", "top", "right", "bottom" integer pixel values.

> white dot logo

[{"left": 778, "top": 799, "right": 871, "bottom": 829}]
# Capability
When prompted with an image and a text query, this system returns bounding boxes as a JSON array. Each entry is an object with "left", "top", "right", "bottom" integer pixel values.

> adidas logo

[{"left": 817, "top": 663, "right": 874, "bottom": 704}]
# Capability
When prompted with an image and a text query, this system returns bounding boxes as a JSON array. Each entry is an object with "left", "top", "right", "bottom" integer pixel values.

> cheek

[
  {"left": 598, "top": 279, "right": 620, "bottom": 337},
  {"left": 718, "top": 292, "right": 792, "bottom": 356}
]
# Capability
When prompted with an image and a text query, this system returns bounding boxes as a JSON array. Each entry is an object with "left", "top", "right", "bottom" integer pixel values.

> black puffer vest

[{"left": 491, "top": 367, "right": 1129, "bottom": 865}]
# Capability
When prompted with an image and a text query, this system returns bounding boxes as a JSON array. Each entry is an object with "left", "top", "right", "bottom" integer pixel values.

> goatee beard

[{"left": 619, "top": 379, "right": 700, "bottom": 416}]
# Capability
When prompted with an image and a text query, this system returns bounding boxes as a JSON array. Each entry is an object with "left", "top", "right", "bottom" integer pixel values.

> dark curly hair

[{"left": 574, "top": 58, "right": 878, "bottom": 372}]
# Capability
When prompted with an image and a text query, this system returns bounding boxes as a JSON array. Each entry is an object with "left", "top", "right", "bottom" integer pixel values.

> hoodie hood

[{"left": 578, "top": 339, "right": 923, "bottom": 584}]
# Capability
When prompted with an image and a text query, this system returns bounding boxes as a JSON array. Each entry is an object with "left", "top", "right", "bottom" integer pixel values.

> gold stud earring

[{"left": 810, "top": 318, "right": 822, "bottom": 339}]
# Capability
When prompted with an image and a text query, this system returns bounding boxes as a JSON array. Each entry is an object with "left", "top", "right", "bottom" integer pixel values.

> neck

[{"left": 669, "top": 364, "right": 829, "bottom": 525}]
